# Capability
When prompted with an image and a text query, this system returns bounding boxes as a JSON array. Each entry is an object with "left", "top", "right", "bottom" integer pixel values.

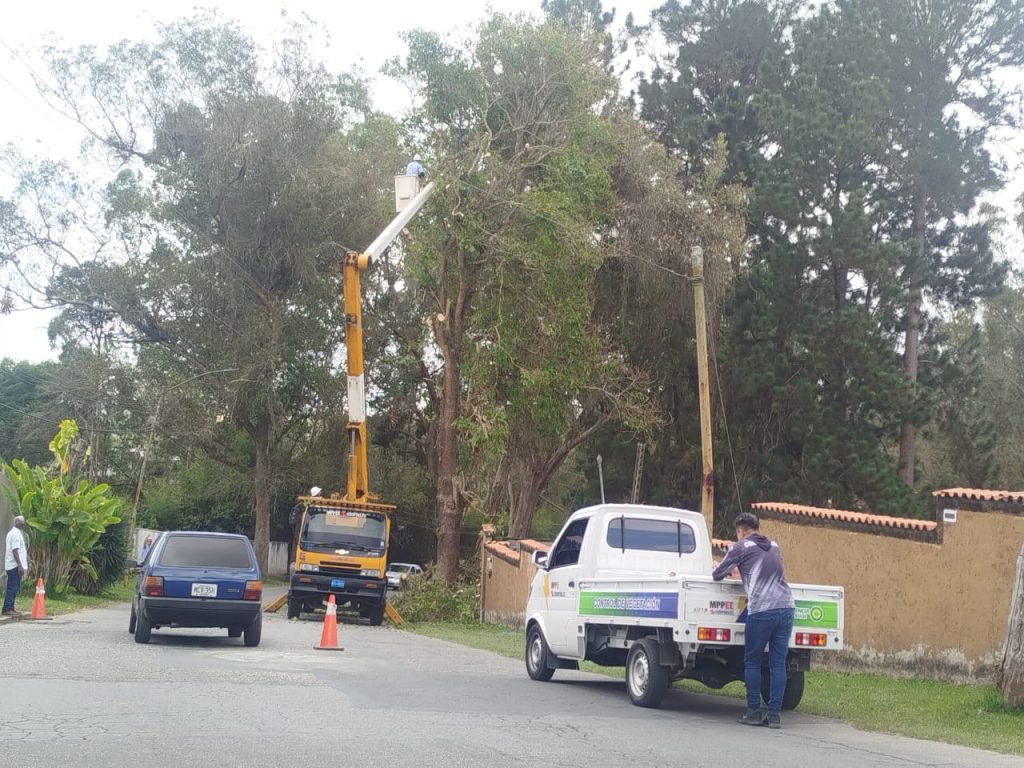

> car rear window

[
  {"left": 159, "top": 536, "right": 253, "bottom": 569},
  {"left": 606, "top": 517, "right": 697, "bottom": 554}
]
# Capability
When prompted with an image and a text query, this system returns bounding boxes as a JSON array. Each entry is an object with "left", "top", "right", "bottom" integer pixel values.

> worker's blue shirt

[{"left": 405, "top": 160, "right": 424, "bottom": 176}]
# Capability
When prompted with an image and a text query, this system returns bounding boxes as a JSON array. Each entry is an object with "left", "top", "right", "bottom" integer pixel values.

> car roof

[{"left": 163, "top": 531, "right": 250, "bottom": 540}]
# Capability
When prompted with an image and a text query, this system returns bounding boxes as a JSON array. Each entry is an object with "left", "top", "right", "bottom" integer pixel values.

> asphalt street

[{"left": 1, "top": 595, "right": 1021, "bottom": 768}]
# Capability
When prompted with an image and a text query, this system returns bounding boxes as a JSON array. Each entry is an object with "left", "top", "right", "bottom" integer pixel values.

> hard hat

[
  {"left": 413, "top": 154, "right": 421, "bottom": 161},
  {"left": 310, "top": 486, "right": 322, "bottom": 497}
]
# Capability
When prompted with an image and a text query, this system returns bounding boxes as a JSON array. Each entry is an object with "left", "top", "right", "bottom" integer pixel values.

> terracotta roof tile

[
  {"left": 484, "top": 541, "right": 521, "bottom": 565},
  {"left": 752, "top": 502, "right": 937, "bottom": 532},
  {"left": 518, "top": 539, "right": 550, "bottom": 553},
  {"left": 933, "top": 487, "right": 1024, "bottom": 504}
]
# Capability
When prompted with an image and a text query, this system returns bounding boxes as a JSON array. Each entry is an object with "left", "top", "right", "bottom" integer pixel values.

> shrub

[
  {"left": 391, "top": 559, "right": 481, "bottom": 624},
  {"left": 69, "top": 518, "right": 128, "bottom": 595}
]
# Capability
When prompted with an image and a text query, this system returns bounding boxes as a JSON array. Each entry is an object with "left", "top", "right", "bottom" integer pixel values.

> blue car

[{"left": 129, "top": 531, "right": 263, "bottom": 646}]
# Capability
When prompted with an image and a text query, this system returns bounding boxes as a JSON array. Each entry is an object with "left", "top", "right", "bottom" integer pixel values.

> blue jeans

[
  {"left": 3, "top": 567, "right": 21, "bottom": 613},
  {"left": 743, "top": 607, "right": 795, "bottom": 713}
]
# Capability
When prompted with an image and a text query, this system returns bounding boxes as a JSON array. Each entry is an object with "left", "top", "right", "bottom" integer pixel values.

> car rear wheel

[
  {"left": 244, "top": 611, "right": 262, "bottom": 647},
  {"left": 626, "top": 638, "right": 670, "bottom": 708},
  {"left": 525, "top": 624, "right": 555, "bottom": 682},
  {"left": 133, "top": 609, "right": 152, "bottom": 644}
]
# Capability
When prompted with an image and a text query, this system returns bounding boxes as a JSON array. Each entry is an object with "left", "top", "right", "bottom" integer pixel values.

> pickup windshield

[{"left": 301, "top": 507, "right": 386, "bottom": 554}]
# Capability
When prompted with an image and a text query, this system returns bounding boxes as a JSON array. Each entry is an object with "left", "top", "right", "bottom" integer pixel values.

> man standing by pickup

[{"left": 712, "top": 512, "right": 794, "bottom": 729}]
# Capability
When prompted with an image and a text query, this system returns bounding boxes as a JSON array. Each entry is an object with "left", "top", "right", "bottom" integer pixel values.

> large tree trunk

[
  {"left": 252, "top": 433, "right": 272, "bottom": 574},
  {"left": 899, "top": 191, "right": 925, "bottom": 487},
  {"left": 998, "top": 539, "right": 1024, "bottom": 708},
  {"left": 434, "top": 344, "right": 462, "bottom": 586}
]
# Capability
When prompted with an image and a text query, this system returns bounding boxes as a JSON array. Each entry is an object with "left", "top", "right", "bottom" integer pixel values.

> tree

[
  {"left": 6, "top": 15, "right": 403, "bottom": 570},
  {"left": 390, "top": 16, "right": 691, "bottom": 580},
  {"left": 860, "top": 0, "right": 1024, "bottom": 486}
]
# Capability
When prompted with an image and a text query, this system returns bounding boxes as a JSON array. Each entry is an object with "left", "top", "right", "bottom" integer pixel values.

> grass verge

[
  {"left": 404, "top": 621, "right": 1024, "bottom": 756},
  {"left": 8, "top": 580, "right": 134, "bottom": 617}
]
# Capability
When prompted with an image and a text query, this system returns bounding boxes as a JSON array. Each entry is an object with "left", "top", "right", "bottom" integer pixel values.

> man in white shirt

[{"left": 3, "top": 515, "right": 28, "bottom": 616}]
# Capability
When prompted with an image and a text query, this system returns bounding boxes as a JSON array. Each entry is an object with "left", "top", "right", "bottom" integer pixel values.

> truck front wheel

[
  {"left": 626, "top": 638, "right": 670, "bottom": 708},
  {"left": 526, "top": 625, "right": 555, "bottom": 682},
  {"left": 286, "top": 598, "right": 301, "bottom": 619}
]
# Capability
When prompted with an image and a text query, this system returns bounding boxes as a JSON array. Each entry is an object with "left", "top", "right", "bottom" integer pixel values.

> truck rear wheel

[
  {"left": 626, "top": 638, "right": 670, "bottom": 708},
  {"left": 526, "top": 625, "right": 555, "bottom": 681},
  {"left": 761, "top": 670, "right": 805, "bottom": 711}
]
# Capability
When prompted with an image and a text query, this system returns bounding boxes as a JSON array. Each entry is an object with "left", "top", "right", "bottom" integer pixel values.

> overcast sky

[{"left": 0, "top": 1, "right": 1021, "bottom": 365}]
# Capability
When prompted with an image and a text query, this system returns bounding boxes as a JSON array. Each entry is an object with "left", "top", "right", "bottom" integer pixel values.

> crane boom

[{"left": 342, "top": 180, "right": 435, "bottom": 501}]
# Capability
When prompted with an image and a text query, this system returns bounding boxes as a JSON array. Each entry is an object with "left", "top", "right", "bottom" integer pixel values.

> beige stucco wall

[
  {"left": 762, "top": 508, "right": 1024, "bottom": 677},
  {"left": 481, "top": 545, "right": 543, "bottom": 627}
]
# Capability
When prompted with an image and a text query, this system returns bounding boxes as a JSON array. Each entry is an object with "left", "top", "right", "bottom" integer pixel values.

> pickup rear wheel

[
  {"left": 525, "top": 625, "right": 555, "bottom": 681},
  {"left": 626, "top": 638, "right": 670, "bottom": 708},
  {"left": 760, "top": 670, "right": 805, "bottom": 711}
]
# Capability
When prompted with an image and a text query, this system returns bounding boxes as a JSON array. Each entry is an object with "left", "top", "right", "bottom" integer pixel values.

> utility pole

[{"left": 691, "top": 246, "right": 714, "bottom": 537}]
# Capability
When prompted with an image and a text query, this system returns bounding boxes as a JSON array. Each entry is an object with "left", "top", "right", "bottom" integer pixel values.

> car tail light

[
  {"left": 243, "top": 580, "right": 262, "bottom": 601},
  {"left": 795, "top": 632, "right": 827, "bottom": 646},
  {"left": 144, "top": 576, "right": 164, "bottom": 597},
  {"left": 697, "top": 627, "right": 731, "bottom": 642}
]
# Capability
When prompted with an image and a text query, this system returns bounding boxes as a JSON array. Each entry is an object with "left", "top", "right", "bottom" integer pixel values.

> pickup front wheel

[
  {"left": 526, "top": 625, "right": 555, "bottom": 681},
  {"left": 626, "top": 638, "right": 670, "bottom": 708}
]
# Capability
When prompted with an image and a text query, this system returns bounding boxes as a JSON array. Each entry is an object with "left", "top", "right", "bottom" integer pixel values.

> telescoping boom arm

[{"left": 342, "top": 181, "right": 435, "bottom": 502}]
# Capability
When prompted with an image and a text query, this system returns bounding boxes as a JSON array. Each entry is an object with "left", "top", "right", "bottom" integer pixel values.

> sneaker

[
  {"left": 766, "top": 713, "right": 781, "bottom": 729},
  {"left": 738, "top": 709, "right": 767, "bottom": 726}
]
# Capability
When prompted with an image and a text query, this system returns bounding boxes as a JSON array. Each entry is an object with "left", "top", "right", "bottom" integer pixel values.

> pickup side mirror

[
  {"left": 125, "top": 559, "right": 139, "bottom": 570},
  {"left": 532, "top": 550, "right": 548, "bottom": 569}
]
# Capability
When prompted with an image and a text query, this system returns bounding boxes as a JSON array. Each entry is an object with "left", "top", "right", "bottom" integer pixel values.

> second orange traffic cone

[
  {"left": 313, "top": 594, "right": 344, "bottom": 651},
  {"left": 28, "top": 578, "right": 51, "bottom": 620}
]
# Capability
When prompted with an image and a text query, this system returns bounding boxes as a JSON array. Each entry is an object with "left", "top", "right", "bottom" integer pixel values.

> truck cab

[{"left": 287, "top": 496, "right": 391, "bottom": 625}]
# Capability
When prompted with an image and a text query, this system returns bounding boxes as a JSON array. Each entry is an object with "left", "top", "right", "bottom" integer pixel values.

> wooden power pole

[{"left": 691, "top": 246, "right": 714, "bottom": 537}]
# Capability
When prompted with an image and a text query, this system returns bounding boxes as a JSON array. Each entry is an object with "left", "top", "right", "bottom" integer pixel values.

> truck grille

[{"left": 319, "top": 564, "right": 361, "bottom": 577}]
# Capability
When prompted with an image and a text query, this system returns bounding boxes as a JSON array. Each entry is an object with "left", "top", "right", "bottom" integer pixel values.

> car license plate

[
  {"left": 331, "top": 578, "right": 346, "bottom": 589},
  {"left": 191, "top": 583, "right": 217, "bottom": 597}
]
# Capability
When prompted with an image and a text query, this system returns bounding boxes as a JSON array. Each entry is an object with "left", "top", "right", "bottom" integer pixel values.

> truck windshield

[{"left": 301, "top": 508, "right": 386, "bottom": 553}]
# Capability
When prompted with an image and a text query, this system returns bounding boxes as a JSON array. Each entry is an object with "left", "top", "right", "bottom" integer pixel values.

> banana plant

[{"left": 2, "top": 420, "right": 122, "bottom": 594}]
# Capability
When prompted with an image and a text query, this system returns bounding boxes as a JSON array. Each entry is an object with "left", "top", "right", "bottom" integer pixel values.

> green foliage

[
  {"left": 69, "top": 518, "right": 128, "bottom": 595},
  {"left": 390, "top": 559, "right": 481, "bottom": 624},
  {"left": 2, "top": 420, "right": 122, "bottom": 594}
]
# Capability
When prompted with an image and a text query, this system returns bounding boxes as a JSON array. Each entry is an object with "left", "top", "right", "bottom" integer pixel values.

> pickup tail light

[
  {"left": 243, "top": 580, "right": 262, "bottom": 601},
  {"left": 697, "top": 627, "right": 731, "bottom": 642},
  {"left": 144, "top": 576, "right": 164, "bottom": 597},
  {"left": 795, "top": 632, "right": 827, "bottom": 646}
]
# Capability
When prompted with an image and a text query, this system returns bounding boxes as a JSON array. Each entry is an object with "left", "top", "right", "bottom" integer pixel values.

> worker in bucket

[{"left": 405, "top": 154, "right": 425, "bottom": 179}]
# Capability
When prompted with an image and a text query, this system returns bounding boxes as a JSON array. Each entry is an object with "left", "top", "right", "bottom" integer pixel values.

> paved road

[{"left": 0, "top": 599, "right": 1021, "bottom": 768}]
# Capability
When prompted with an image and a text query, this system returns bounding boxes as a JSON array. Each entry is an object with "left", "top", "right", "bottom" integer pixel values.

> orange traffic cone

[
  {"left": 28, "top": 578, "right": 51, "bottom": 621},
  {"left": 313, "top": 594, "right": 344, "bottom": 651}
]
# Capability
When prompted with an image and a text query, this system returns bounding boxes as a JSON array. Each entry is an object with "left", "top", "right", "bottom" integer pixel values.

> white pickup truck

[{"left": 524, "top": 504, "right": 844, "bottom": 710}]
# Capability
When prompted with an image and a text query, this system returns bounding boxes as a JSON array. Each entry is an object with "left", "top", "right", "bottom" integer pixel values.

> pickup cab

[{"left": 524, "top": 504, "right": 844, "bottom": 710}]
